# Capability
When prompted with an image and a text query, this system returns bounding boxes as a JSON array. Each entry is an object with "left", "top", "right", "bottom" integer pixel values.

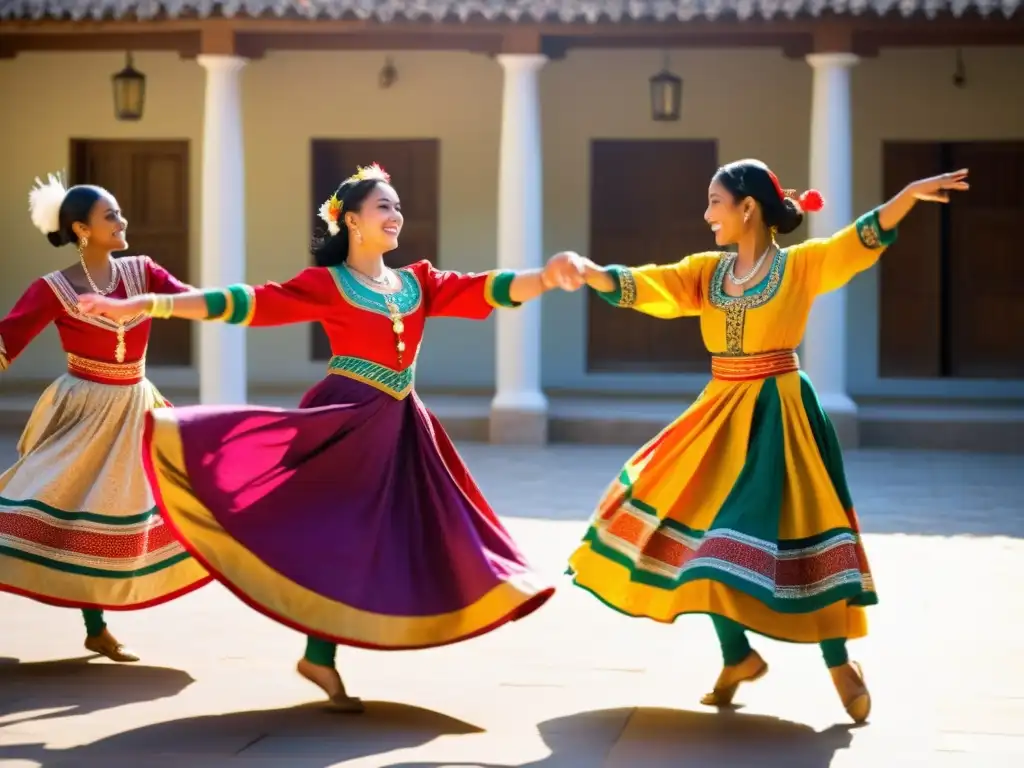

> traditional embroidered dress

[
  {"left": 142, "top": 260, "right": 554, "bottom": 650},
  {"left": 568, "top": 210, "right": 898, "bottom": 645},
  {"left": 0, "top": 256, "right": 211, "bottom": 609}
]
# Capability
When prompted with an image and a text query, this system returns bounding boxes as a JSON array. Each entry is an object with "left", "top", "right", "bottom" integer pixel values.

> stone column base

[{"left": 489, "top": 406, "right": 548, "bottom": 446}]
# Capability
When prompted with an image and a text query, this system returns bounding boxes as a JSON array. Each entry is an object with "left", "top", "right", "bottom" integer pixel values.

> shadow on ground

[
  {"left": 0, "top": 655, "right": 194, "bottom": 722},
  {"left": 389, "top": 707, "right": 855, "bottom": 768},
  {"left": 0, "top": 699, "right": 483, "bottom": 766},
  {"left": 0, "top": 700, "right": 854, "bottom": 768}
]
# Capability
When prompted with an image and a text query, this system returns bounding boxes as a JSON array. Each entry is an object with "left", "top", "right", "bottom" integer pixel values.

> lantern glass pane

[{"left": 113, "top": 72, "right": 145, "bottom": 120}]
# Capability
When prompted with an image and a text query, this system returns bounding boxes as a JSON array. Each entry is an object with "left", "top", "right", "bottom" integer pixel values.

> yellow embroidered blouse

[{"left": 596, "top": 209, "right": 898, "bottom": 357}]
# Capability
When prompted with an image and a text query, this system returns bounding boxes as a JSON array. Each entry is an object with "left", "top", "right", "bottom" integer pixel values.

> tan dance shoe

[
  {"left": 700, "top": 649, "right": 769, "bottom": 706},
  {"left": 84, "top": 630, "right": 140, "bottom": 663},
  {"left": 830, "top": 660, "right": 871, "bottom": 724},
  {"left": 296, "top": 657, "right": 364, "bottom": 713}
]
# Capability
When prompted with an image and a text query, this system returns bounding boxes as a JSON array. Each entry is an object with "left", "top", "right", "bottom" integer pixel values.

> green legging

[
  {"left": 304, "top": 635, "right": 337, "bottom": 667},
  {"left": 711, "top": 615, "right": 849, "bottom": 669},
  {"left": 82, "top": 609, "right": 106, "bottom": 638}
]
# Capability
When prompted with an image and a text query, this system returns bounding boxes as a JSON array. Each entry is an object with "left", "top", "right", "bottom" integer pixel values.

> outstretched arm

[
  {"left": 578, "top": 253, "right": 715, "bottom": 319},
  {"left": 419, "top": 256, "right": 579, "bottom": 319},
  {"left": 0, "top": 279, "right": 61, "bottom": 371},
  {"left": 877, "top": 168, "right": 969, "bottom": 231},
  {"left": 78, "top": 267, "right": 341, "bottom": 327},
  {"left": 799, "top": 168, "right": 969, "bottom": 296}
]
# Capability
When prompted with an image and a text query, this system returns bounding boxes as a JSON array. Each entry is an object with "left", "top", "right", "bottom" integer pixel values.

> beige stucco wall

[{"left": 1, "top": 45, "right": 1022, "bottom": 399}]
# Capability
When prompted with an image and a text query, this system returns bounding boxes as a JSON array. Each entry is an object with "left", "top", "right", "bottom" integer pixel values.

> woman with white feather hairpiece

[{"left": 0, "top": 172, "right": 210, "bottom": 662}]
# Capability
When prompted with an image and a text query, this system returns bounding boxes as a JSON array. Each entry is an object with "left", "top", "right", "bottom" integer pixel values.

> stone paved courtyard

[{"left": 1, "top": 435, "right": 1022, "bottom": 768}]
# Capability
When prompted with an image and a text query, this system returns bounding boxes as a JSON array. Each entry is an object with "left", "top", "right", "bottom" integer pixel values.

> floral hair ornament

[
  {"left": 796, "top": 189, "right": 825, "bottom": 213},
  {"left": 766, "top": 168, "right": 825, "bottom": 214},
  {"left": 346, "top": 163, "right": 391, "bottom": 185},
  {"left": 28, "top": 171, "right": 68, "bottom": 235},
  {"left": 318, "top": 191, "right": 343, "bottom": 236},
  {"left": 317, "top": 163, "right": 392, "bottom": 237}
]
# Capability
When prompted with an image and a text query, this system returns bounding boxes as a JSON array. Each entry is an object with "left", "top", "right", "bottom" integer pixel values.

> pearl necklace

[{"left": 727, "top": 244, "right": 772, "bottom": 286}]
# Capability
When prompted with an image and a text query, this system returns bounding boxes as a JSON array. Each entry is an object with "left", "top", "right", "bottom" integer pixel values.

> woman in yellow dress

[{"left": 562, "top": 159, "right": 969, "bottom": 723}]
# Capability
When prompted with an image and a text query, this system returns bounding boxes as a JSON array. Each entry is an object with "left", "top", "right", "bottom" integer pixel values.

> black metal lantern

[
  {"left": 649, "top": 54, "right": 682, "bottom": 122},
  {"left": 112, "top": 53, "right": 146, "bottom": 121}
]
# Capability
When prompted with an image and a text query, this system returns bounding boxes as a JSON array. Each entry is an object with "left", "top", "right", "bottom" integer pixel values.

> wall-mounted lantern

[{"left": 112, "top": 52, "right": 146, "bottom": 121}]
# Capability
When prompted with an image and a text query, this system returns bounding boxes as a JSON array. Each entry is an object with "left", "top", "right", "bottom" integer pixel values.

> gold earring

[{"left": 78, "top": 235, "right": 89, "bottom": 251}]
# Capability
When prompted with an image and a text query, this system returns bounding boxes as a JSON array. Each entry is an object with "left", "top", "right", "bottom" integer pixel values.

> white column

[
  {"left": 490, "top": 54, "right": 549, "bottom": 445},
  {"left": 803, "top": 52, "right": 859, "bottom": 447},
  {"left": 197, "top": 55, "right": 248, "bottom": 405}
]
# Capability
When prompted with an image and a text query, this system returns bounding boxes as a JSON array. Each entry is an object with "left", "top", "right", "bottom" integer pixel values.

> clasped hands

[{"left": 541, "top": 251, "right": 591, "bottom": 292}]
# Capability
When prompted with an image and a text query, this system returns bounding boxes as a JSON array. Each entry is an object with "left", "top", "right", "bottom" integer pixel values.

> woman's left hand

[
  {"left": 542, "top": 251, "right": 587, "bottom": 292},
  {"left": 908, "top": 169, "right": 970, "bottom": 203}
]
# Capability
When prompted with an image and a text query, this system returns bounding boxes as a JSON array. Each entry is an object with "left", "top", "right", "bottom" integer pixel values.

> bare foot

[
  {"left": 84, "top": 629, "right": 139, "bottom": 663},
  {"left": 700, "top": 650, "right": 768, "bottom": 707},
  {"left": 830, "top": 661, "right": 871, "bottom": 724},
  {"left": 296, "top": 658, "right": 364, "bottom": 713}
]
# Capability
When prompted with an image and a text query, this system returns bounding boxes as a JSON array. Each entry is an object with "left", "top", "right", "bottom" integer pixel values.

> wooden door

[
  {"left": 878, "top": 140, "right": 1024, "bottom": 380},
  {"left": 948, "top": 142, "right": 1024, "bottom": 379},
  {"left": 309, "top": 139, "right": 440, "bottom": 360},
  {"left": 71, "top": 139, "right": 191, "bottom": 366},
  {"left": 879, "top": 142, "right": 943, "bottom": 378},
  {"left": 587, "top": 140, "right": 718, "bottom": 372}
]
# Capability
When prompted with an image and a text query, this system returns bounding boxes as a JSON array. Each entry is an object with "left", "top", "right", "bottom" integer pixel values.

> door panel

[
  {"left": 878, "top": 142, "right": 943, "bottom": 378},
  {"left": 948, "top": 141, "right": 1024, "bottom": 379},
  {"left": 71, "top": 139, "right": 191, "bottom": 366},
  {"left": 587, "top": 140, "right": 717, "bottom": 373}
]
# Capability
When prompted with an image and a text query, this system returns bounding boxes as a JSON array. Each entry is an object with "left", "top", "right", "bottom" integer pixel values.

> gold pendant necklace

[
  {"left": 80, "top": 255, "right": 126, "bottom": 363},
  {"left": 346, "top": 264, "right": 406, "bottom": 364},
  {"left": 385, "top": 297, "right": 406, "bottom": 366}
]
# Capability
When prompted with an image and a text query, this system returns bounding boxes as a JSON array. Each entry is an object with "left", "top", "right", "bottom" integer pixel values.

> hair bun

[
  {"left": 45, "top": 230, "right": 68, "bottom": 248},
  {"left": 797, "top": 189, "right": 825, "bottom": 213}
]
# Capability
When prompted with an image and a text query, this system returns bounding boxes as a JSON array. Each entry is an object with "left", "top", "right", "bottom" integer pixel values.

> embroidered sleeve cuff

[
  {"left": 203, "top": 285, "right": 256, "bottom": 325},
  {"left": 484, "top": 270, "right": 522, "bottom": 308},
  {"left": 594, "top": 265, "right": 636, "bottom": 308},
  {"left": 855, "top": 209, "right": 898, "bottom": 250},
  {"left": 0, "top": 335, "right": 8, "bottom": 371}
]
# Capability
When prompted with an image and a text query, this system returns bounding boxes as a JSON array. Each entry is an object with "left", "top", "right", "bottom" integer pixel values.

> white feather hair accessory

[{"left": 28, "top": 171, "right": 68, "bottom": 235}]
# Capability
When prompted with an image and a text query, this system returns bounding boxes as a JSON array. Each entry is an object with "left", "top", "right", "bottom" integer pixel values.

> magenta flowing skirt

[{"left": 142, "top": 374, "right": 554, "bottom": 650}]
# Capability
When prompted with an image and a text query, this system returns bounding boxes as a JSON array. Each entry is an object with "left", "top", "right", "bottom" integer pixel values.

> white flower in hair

[
  {"left": 318, "top": 193, "right": 342, "bottom": 237},
  {"left": 28, "top": 171, "right": 68, "bottom": 235}
]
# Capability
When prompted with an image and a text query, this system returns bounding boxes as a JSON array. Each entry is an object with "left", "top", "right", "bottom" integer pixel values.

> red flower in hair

[{"left": 798, "top": 189, "right": 825, "bottom": 213}]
